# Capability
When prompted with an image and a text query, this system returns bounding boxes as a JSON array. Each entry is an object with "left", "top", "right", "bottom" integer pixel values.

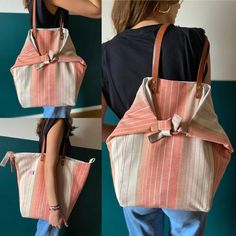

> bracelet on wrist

[{"left": 49, "top": 204, "right": 60, "bottom": 211}]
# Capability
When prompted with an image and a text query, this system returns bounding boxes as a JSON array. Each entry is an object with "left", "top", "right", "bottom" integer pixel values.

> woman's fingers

[
  {"left": 49, "top": 213, "right": 68, "bottom": 229},
  {"left": 63, "top": 218, "right": 69, "bottom": 227},
  {"left": 58, "top": 217, "right": 63, "bottom": 229}
]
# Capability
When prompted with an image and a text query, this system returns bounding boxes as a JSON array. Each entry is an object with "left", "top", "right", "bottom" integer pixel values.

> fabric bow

[
  {"left": 35, "top": 50, "right": 59, "bottom": 70},
  {"left": 148, "top": 114, "right": 187, "bottom": 143}
]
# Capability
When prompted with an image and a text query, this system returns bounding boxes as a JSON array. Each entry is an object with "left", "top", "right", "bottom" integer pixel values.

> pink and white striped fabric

[
  {"left": 106, "top": 77, "right": 233, "bottom": 212},
  {"left": 11, "top": 28, "right": 86, "bottom": 107},
  {"left": 0, "top": 152, "right": 95, "bottom": 220}
]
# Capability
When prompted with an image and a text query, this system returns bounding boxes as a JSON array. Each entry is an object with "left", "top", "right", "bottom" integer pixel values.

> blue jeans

[
  {"left": 43, "top": 106, "right": 72, "bottom": 118},
  {"left": 123, "top": 208, "right": 207, "bottom": 236},
  {"left": 35, "top": 219, "right": 60, "bottom": 236}
]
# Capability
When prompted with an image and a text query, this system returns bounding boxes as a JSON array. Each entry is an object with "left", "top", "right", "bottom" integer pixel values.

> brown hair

[
  {"left": 112, "top": 0, "right": 179, "bottom": 33},
  {"left": 23, "top": 0, "right": 30, "bottom": 8},
  {"left": 36, "top": 118, "right": 75, "bottom": 137}
]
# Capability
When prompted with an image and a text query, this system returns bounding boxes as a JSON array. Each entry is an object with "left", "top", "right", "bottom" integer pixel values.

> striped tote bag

[
  {"left": 0, "top": 149, "right": 95, "bottom": 221},
  {"left": 106, "top": 24, "right": 234, "bottom": 212},
  {"left": 10, "top": 0, "right": 86, "bottom": 108}
]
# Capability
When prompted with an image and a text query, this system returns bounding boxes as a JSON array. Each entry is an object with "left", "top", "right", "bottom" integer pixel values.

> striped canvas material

[
  {"left": 11, "top": 28, "right": 86, "bottom": 108},
  {"left": 0, "top": 152, "right": 94, "bottom": 220},
  {"left": 106, "top": 77, "right": 233, "bottom": 212}
]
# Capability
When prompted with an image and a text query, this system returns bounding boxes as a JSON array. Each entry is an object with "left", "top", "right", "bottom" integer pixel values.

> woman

[
  {"left": 102, "top": 0, "right": 211, "bottom": 235},
  {"left": 36, "top": 118, "right": 74, "bottom": 236},
  {"left": 23, "top": 0, "right": 101, "bottom": 118}
]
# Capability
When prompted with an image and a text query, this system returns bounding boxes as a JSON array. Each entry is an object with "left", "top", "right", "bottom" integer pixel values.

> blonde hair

[{"left": 112, "top": 0, "right": 179, "bottom": 33}]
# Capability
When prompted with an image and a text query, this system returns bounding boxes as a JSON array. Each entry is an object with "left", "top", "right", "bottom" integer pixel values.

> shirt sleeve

[
  {"left": 190, "top": 27, "right": 208, "bottom": 79},
  {"left": 102, "top": 42, "right": 113, "bottom": 108},
  {"left": 39, "top": 119, "right": 71, "bottom": 155}
]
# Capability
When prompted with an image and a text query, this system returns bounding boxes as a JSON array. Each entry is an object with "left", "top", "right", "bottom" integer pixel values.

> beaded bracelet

[{"left": 49, "top": 204, "right": 60, "bottom": 211}]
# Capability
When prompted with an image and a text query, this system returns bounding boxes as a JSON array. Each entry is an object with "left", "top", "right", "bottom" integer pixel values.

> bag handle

[
  {"left": 195, "top": 37, "right": 210, "bottom": 98},
  {"left": 41, "top": 138, "right": 96, "bottom": 165},
  {"left": 150, "top": 24, "right": 210, "bottom": 99},
  {"left": 150, "top": 23, "right": 170, "bottom": 93},
  {"left": 40, "top": 136, "right": 67, "bottom": 166},
  {"left": 32, "top": 0, "right": 64, "bottom": 40}
]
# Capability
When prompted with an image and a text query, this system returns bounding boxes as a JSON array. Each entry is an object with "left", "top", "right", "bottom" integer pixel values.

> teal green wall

[
  {"left": 0, "top": 13, "right": 101, "bottom": 117},
  {"left": 102, "top": 82, "right": 236, "bottom": 236},
  {"left": 0, "top": 136, "right": 101, "bottom": 236}
]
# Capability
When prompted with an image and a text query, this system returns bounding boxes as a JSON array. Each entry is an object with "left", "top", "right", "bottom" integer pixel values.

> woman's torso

[
  {"left": 28, "top": 0, "right": 69, "bottom": 28},
  {"left": 38, "top": 119, "right": 71, "bottom": 156},
  {"left": 102, "top": 24, "right": 207, "bottom": 119}
]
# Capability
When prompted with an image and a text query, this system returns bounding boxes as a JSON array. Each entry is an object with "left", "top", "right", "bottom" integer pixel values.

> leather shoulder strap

[
  {"left": 32, "top": 0, "right": 37, "bottom": 37},
  {"left": 150, "top": 23, "right": 170, "bottom": 93},
  {"left": 32, "top": 0, "right": 64, "bottom": 39},
  {"left": 196, "top": 37, "right": 210, "bottom": 98}
]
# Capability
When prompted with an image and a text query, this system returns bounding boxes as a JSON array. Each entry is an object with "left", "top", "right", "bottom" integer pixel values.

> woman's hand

[{"left": 49, "top": 210, "right": 68, "bottom": 229}]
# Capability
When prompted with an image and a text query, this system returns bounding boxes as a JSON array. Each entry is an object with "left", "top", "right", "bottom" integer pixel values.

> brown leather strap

[
  {"left": 150, "top": 23, "right": 210, "bottom": 99},
  {"left": 40, "top": 136, "right": 46, "bottom": 161},
  {"left": 40, "top": 118, "right": 50, "bottom": 160},
  {"left": 32, "top": 0, "right": 37, "bottom": 37},
  {"left": 150, "top": 23, "right": 170, "bottom": 93},
  {"left": 59, "top": 13, "right": 64, "bottom": 40},
  {"left": 41, "top": 136, "right": 67, "bottom": 164},
  {"left": 196, "top": 37, "right": 210, "bottom": 98},
  {"left": 32, "top": 0, "right": 64, "bottom": 39}
]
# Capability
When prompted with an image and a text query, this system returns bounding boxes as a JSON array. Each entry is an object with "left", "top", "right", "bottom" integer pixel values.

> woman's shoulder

[
  {"left": 170, "top": 25, "right": 206, "bottom": 42},
  {"left": 102, "top": 35, "right": 123, "bottom": 63},
  {"left": 102, "top": 24, "right": 207, "bottom": 55},
  {"left": 102, "top": 33, "right": 124, "bottom": 52}
]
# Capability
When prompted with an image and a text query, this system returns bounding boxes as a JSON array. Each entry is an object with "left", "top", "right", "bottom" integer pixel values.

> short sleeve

[
  {"left": 191, "top": 28, "right": 208, "bottom": 79},
  {"left": 39, "top": 118, "right": 71, "bottom": 155},
  {"left": 102, "top": 42, "right": 112, "bottom": 108}
]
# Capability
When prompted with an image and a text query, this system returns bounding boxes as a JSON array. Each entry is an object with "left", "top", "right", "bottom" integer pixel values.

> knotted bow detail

[
  {"left": 148, "top": 114, "right": 187, "bottom": 143},
  {"left": 35, "top": 50, "right": 59, "bottom": 70}
]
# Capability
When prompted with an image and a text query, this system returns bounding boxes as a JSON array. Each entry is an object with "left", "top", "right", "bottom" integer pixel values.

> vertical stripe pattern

[
  {"left": 107, "top": 77, "right": 233, "bottom": 212},
  {"left": 11, "top": 28, "right": 87, "bottom": 108},
  {"left": 13, "top": 153, "right": 93, "bottom": 221}
]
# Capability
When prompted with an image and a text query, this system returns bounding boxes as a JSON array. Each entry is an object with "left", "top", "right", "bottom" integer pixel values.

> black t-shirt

[
  {"left": 102, "top": 24, "right": 207, "bottom": 119},
  {"left": 28, "top": 0, "right": 69, "bottom": 28},
  {"left": 38, "top": 119, "right": 71, "bottom": 156}
]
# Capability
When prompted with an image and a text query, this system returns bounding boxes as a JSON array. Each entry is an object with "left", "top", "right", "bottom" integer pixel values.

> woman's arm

[
  {"left": 102, "top": 94, "right": 116, "bottom": 141},
  {"left": 45, "top": 119, "right": 68, "bottom": 228},
  {"left": 49, "top": 0, "right": 101, "bottom": 19}
]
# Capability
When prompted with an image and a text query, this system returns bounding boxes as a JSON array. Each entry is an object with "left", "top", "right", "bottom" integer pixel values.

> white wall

[
  {"left": 0, "top": 118, "right": 101, "bottom": 150},
  {"left": 0, "top": 0, "right": 26, "bottom": 13},
  {"left": 102, "top": 0, "right": 236, "bottom": 81}
]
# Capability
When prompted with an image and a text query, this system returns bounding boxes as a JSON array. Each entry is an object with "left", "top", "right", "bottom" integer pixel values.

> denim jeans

[
  {"left": 35, "top": 219, "right": 60, "bottom": 236},
  {"left": 123, "top": 208, "right": 207, "bottom": 236},
  {"left": 43, "top": 106, "right": 72, "bottom": 118}
]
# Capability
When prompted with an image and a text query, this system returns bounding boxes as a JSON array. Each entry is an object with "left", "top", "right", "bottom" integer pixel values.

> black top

[
  {"left": 28, "top": 0, "right": 69, "bottom": 28},
  {"left": 38, "top": 119, "right": 71, "bottom": 156},
  {"left": 102, "top": 24, "right": 207, "bottom": 119}
]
